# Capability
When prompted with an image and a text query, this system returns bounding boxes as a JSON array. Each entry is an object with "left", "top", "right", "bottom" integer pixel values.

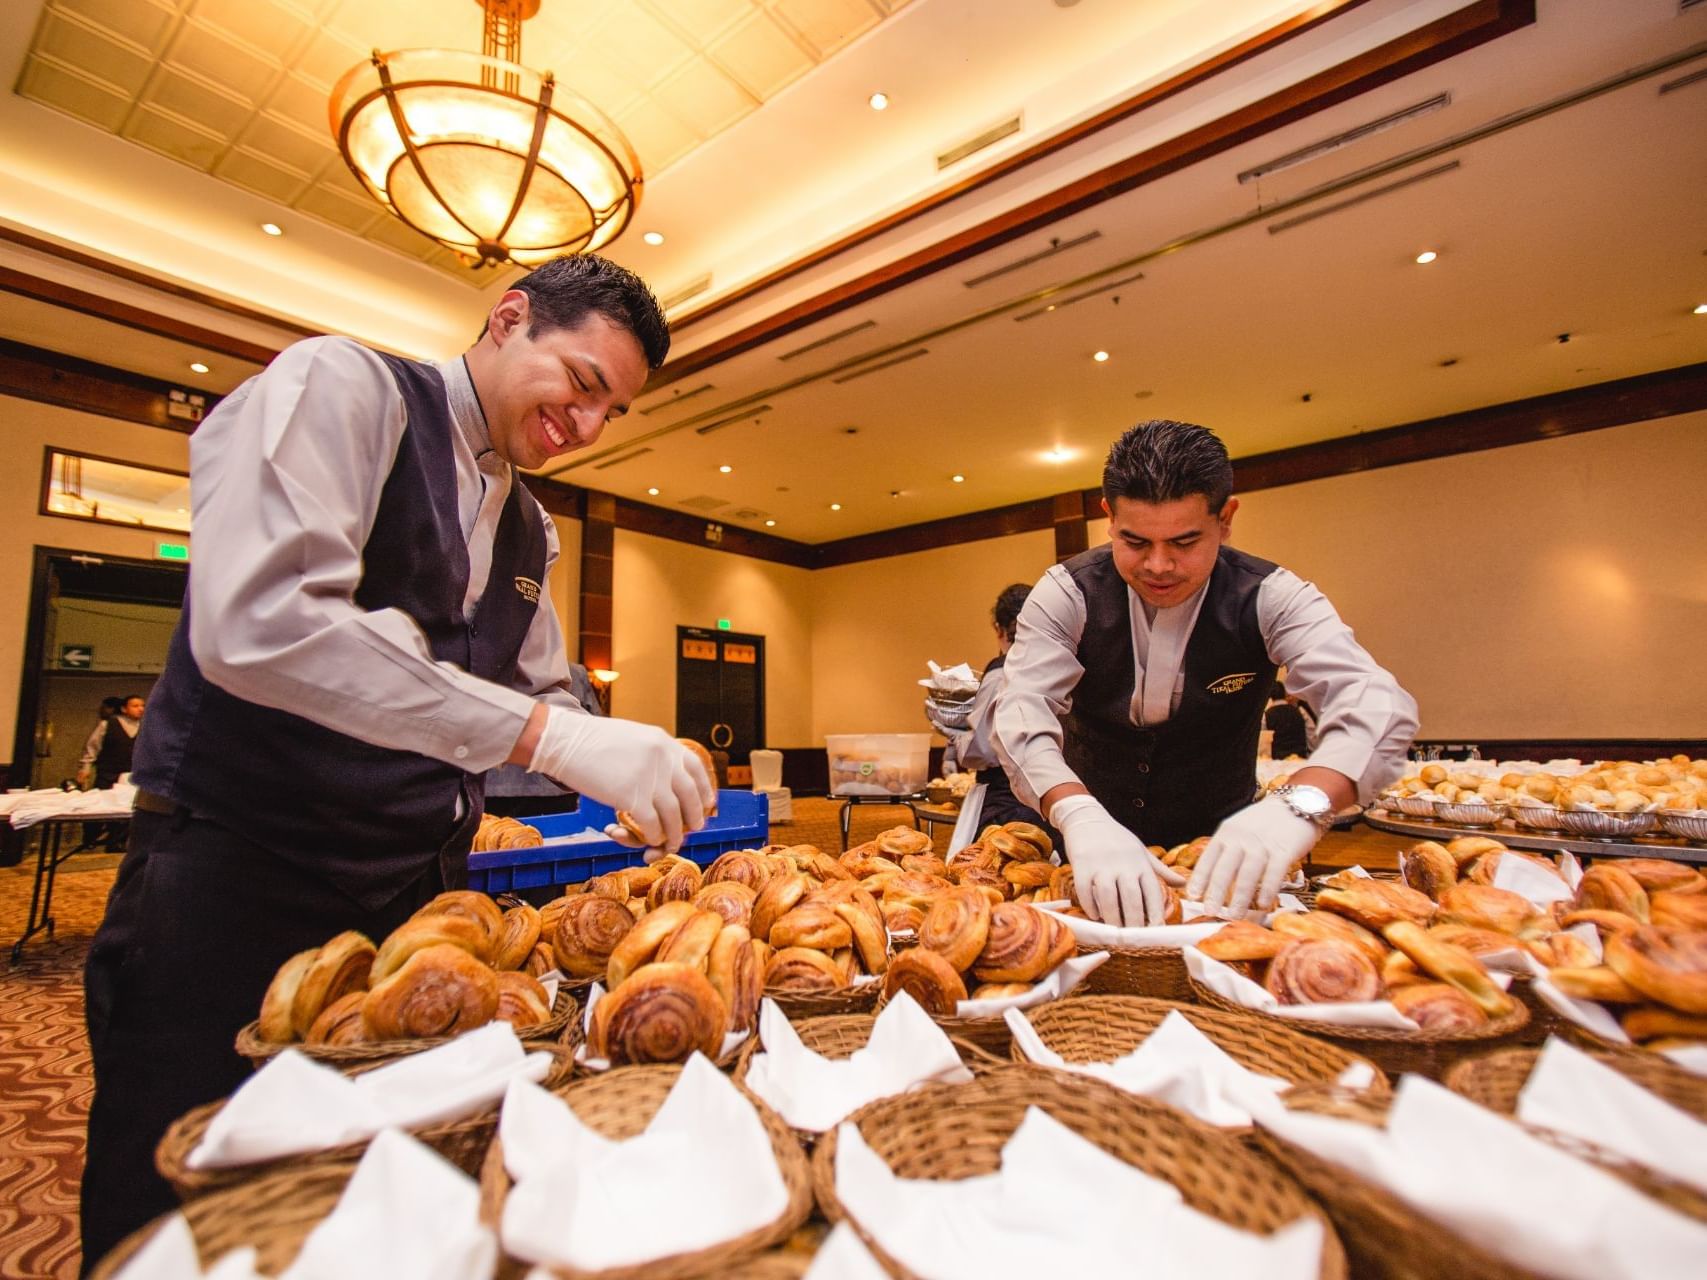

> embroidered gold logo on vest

[
  {"left": 513, "top": 576, "right": 541, "bottom": 604},
  {"left": 1207, "top": 672, "right": 1257, "bottom": 695}
]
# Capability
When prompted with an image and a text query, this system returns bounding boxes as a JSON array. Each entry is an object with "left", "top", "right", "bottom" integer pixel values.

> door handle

[{"left": 709, "top": 722, "right": 733, "bottom": 749}]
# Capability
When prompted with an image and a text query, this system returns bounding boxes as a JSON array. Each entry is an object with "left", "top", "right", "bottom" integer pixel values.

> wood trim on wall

[
  {"left": 611, "top": 496, "right": 816, "bottom": 569},
  {"left": 0, "top": 337, "right": 206, "bottom": 431},
  {"left": 654, "top": 0, "right": 1535, "bottom": 390},
  {"left": 578, "top": 492, "right": 616, "bottom": 672},
  {"left": 1052, "top": 491, "right": 1090, "bottom": 564}
]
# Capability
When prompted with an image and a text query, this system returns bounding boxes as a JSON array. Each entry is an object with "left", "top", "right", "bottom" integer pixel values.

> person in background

[
  {"left": 995, "top": 419, "right": 1417, "bottom": 926},
  {"left": 74, "top": 696, "right": 125, "bottom": 789},
  {"left": 76, "top": 694, "right": 144, "bottom": 850},
  {"left": 927, "top": 584, "right": 1051, "bottom": 833},
  {"left": 1264, "top": 681, "right": 1311, "bottom": 759}
]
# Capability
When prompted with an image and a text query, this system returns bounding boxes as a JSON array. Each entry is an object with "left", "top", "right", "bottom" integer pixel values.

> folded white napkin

[
  {"left": 1182, "top": 946, "right": 1420, "bottom": 1029},
  {"left": 1492, "top": 854, "right": 1572, "bottom": 906},
  {"left": 919, "top": 660, "right": 978, "bottom": 692},
  {"left": 803, "top": 1223, "right": 889, "bottom": 1280},
  {"left": 280, "top": 1129, "right": 496, "bottom": 1280},
  {"left": 1662, "top": 1044, "right": 1707, "bottom": 1077},
  {"left": 112, "top": 1215, "right": 262, "bottom": 1280},
  {"left": 575, "top": 982, "right": 748, "bottom": 1069},
  {"left": 1522, "top": 954, "right": 1632, "bottom": 1044},
  {"left": 953, "top": 951, "right": 1106, "bottom": 1018},
  {"left": 1258, "top": 1074, "right": 1707, "bottom": 1280},
  {"left": 744, "top": 995, "right": 972, "bottom": 1132},
  {"left": 1039, "top": 894, "right": 1306, "bottom": 950},
  {"left": 834, "top": 1104, "right": 1322, "bottom": 1280},
  {"left": 188, "top": 1024, "right": 552, "bottom": 1169},
  {"left": 1517, "top": 1037, "right": 1707, "bottom": 1196},
  {"left": 499, "top": 1053, "right": 790, "bottom": 1271}
]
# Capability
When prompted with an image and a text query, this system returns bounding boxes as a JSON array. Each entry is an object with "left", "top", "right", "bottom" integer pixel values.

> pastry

[
  {"left": 647, "top": 860, "right": 704, "bottom": 910},
  {"left": 1427, "top": 924, "right": 1522, "bottom": 958},
  {"left": 410, "top": 891, "right": 505, "bottom": 962},
  {"left": 918, "top": 887, "right": 993, "bottom": 971},
  {"left": 881, "top": 871, "right": 952, "bottom": 908},
  {"left": 1604, "top": 927, "right": 1707, "bottom": 1014},
  {"left": 1382, "top": 950, "right": 1425, "bottom": 988},
  {"left": 362, "top": 943, "right": 499, "bottom": 1039},
  {"left": 676, "top": 738, "right": 719, "bottom": 816},
  {"left": 881, "top": 947, "right": 969, "bottom": 1016},
  {"left": 1400, "top": 842, "right": 1457, "bottom": 902},
  {"left": 1437, "top": 883, "right": 1541, "bottom": 936},
  {"left": 707, "top": 925, "right": 763, "bottom": 1034},
  {"left": 875, "top": 826, "right": 934, "bottom": 858},
  {"left": 1002, "top": 860, "right": 1055, "bottom": 891},
  {"left": 1317, "top": 879, "right": 1436, "bottom": 930},
  {"left": 589, "top": 962, "right": 727, "bottom": 1065},
  {"left": 551, "top": 894, "right": 636, "bottom": 979},
  {"left": 522, "top": 941, "right": 556, "bottom": 978},
  {"left": 656, "top": 908, "right": 725, "bottom": 969},
  {"left": 804, "top": 851, "right": 855, "bottom": 882},
  {"left": 1197, "top": 920, "right": 1287, "bottom": 962},
  {"left": 834, "top": 894, "right": 890, "bottom": 974},
  {"left": 1444, "top": 836, "right": 1507, "bottom": 869},
  {"left": 370, "top": 915, "right": 490, "bottom": 985},
  {"left": 1048, "top": 865, "right": 1076, "bottom": 906},
  {"left": 259, "top": 948, "right": 321, "bottom": 1043},
  {"left": 1650, "top": 891, "right": 1707, "bottom": 931},
  {"left": 1382, "top": 921, "right": 1515, "bottom": 1017},
  {"left": 1264, "top": 939, "right": 1382, "bottom": 1005},
  {"left": 1158, "top": 882, "right": 1183, "bottom": 926},
  {"left": 1466, "top": 850, "right": 1558, "bottom": 888},
  {"left": 703, "top": 850, "right": 772, "bottom": 892},
  {"left": 987, "top": 828, "right": 1044, "bottom": 864},
  {"left": 1529, "top": 931, "right": 1600, "bottom": 970},
  {"left": 1549, "top": 966, "right": 1645, "bottom": 1003},
  {"left": 899, "top": 853, "right": 950, "bottom": 878},
  {"left": 693, "top": 880, "right": 758, "bottom": 929},
  {"left": 1390, "top": 983, "right": 1489, "bottom": 1032},
  {"left": 972, "top": 904, "right": 1071, "bottom": 984},
  {"left": 305, "top": 991, "right": 368, "bottom": 1047},
  {"left": 493, "top": 970, "right": 552, "bottom": 1029},
  {"left": 1271, "top": 911, "right": 1387, "bottom": 968},
  {"left": 605, "top": 900, "right": 697, "bottom": 988},
  {"left": 1003, "top": 822, "right": 1054, "bottom": 859},
  {"left": 763, "top": 945, "right": 847, "bottom": 992},
  {"left": 1618, "top": 860, "right": 1707, "bottom": 895},
  {"left": 970, "top": 983, "right": 1033, "bottom": 1000},
  {"left": 882, "top": 901, "right": 926, "bottom": 935},
  {"left": 538, "top": 895, "right": 575, "bottom": 941},
  {"left": 768, "top": 903, "right": 853, "bottom": 951},
  {"left": 585, "top": 872, "right": 631, "bottom": 903},
  {"left": 492, "top": 903, "right": 542, "bottom": 971},
  {"left": 1620, "top": 1005, "right": 1707, "bottom": 1042},
  {"left": 289, "top": 931, "right": 376, "bottom": 1040},
  {"left": 1574, "top": 866, "right": 1650, "bottom": 922},
  {"left": 1558, "top": 908, "right": 1642, "bottom": 936},
  {"left": 751, "top": 872, "right": 810, "bottom": 942}
]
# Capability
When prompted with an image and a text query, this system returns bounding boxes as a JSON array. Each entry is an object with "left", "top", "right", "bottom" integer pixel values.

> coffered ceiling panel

[{"left": 14, "top": 0, "right": 912, "bottom": 284}]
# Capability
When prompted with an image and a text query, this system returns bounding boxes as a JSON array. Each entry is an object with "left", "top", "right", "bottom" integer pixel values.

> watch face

[{"left": 1286, "top": 786, "right": 1332, "bottom": 817}]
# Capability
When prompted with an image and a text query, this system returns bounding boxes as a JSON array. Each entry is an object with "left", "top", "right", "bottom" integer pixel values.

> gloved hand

[
  {"left": 1188, "top": 794, "right": 1321, "bottom": 917},
  {"left": 528, "top": 708, "right": 712, "bottom": 855},
  {"left": 1050, "top": 794, "right": 1171, "bottom": 926}
]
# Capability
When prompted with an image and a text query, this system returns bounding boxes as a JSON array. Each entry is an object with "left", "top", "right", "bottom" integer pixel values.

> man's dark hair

[
  {"left": 121, "top": 694, "right": 145, "bottom": 707},
  {"left": 98, "top": 696, "right": 122, "bottom": 718},
  {"left": 992, "top": 583, "right": 1031, "bottom": 643},
  {"left": 1271, "top": 680, "right": 1287, "bottom": 700},
  {"left": 1102, "top": 419, "right": 1234, "bottom": 513},
  {"left": 482, "top": 253, "right": 671, "bottom": 369}
]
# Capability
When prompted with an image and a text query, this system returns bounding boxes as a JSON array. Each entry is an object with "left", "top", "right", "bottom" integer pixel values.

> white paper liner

[{"left": 952, "top": 950, "right": 1107, "bottom": 1018}]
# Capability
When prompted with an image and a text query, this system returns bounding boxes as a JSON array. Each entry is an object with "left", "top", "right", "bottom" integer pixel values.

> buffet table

[
  {"left": 3, "top": 786, "right": 135, "bottom": 963},
  {"left": 1364, "top": 809, "right": 1707, "bottom": 865}
]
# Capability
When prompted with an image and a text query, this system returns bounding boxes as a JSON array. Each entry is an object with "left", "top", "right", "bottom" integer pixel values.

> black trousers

[{"left": 78, "top": 808, "right": 443, "bottom": 1273}]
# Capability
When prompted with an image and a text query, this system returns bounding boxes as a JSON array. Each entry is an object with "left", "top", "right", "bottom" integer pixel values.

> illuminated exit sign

[
  {"left": 156, "top": 542, "right": 190, "bottom": 562},
  {"left": 716, "top": 618, "right": 732, "bottom": 630}
]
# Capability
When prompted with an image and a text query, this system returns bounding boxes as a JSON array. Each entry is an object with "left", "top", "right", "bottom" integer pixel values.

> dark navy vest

[
  {"left": 972, "top": 654, "right": 1048, "bottom": 831},
  {"left": 132, "top": 354, "right": 548, "bottom": 910},
  {"left": 94, "top": 719, "right": 136, "bottom": 785},
  {"left": 1060, "top": 544, "right": 1278, "bottom": 848}
]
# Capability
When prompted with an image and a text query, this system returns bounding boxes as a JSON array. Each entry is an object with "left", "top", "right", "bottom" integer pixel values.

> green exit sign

[
  {"left": 156, "top": 542, "right": 190, "bottom": 562},
  {"left": 716, "top": 618, "right": 732, "bottom": 630}
]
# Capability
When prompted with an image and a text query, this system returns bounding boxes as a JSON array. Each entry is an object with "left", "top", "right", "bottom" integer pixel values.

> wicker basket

[
  {"left": 812, "top": 1064, "right": 1346, "bottom": 1280},
  {"left": 156, "top": 1042, "right": 575, "bottom": 1199},
  {"left": 1009, "top": 995, "right": 1389, "bottom": 1117},
  {"left": 90, "top": 1161, "right": 357, "bottom": 1280},
  {"left": 1256, "top": 1087, "right": 1544, "bottom": 1280},
  {"left": 479, "top": 1064, "right": 815, "bottom": 1279},
  {"left": 235, "top": 984, "right": 582, "bottom": 1068},
  {"left": 1078, "top": 944, "right": 1194, "bottom": 1001},
  {"left": 1187, "top": 973, "right": 1530, "bottom": 1080},
  {"left": 760, "top": 981, "right": 882, "bottom": 1021}
]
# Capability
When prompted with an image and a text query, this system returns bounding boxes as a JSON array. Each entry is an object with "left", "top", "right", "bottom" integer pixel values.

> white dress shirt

[
  {"left": 944, "top": 666, "right": 1006, "bottom": 772},
  {"left": 993, "top": 559, "right": 1418, "bottom": 809},
  {"left": 186, "top": 336, "right": 586, "bottom": 776}
]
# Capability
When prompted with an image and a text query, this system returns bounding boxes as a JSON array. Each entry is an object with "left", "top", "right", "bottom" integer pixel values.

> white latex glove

[
  {"left": 527, "top": 708, "right": 712, "bottom": 855},
  {"left": 1188, "top": 794, "right": 1321, "bottom": 917},
  {"left": 1049, "top": 794, "right": 1171, "bottom": 926}
]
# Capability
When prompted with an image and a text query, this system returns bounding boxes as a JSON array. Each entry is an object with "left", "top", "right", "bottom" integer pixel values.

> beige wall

[
  {"left": 808, "top": 531, "right": 1056, "bottom": 742},
  {"left": 610, "top": 529, "right": 815, "bottom": 745},
  {"left": 545, "top": 512, "right": 581, "bottom": 659}
]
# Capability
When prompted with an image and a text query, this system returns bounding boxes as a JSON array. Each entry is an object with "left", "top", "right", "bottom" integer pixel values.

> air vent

[
  {"left": 1237, "top": 93, "right": 1452, "bottom": 184},
  {"left": 695, "top": 405, "right": 773, "bottom": 435},
  {"left": 1014, "top": 271, "right": 1145, "bottom": 322},
  {"left": 677, "top": 494, "right": 728, "bottom": 512},
  {"left": 962, "top": 231, "right": 1101, "bottom": 288},
  {"left": 937, "top": 114, "right": 1022, "bottom": 170},
  {"left": 729, "top": 507, "right": 768, "bottom": 521},
  {"left": 830, "top": 348, "right": 929, "bottom": 384},
  {"left": 1267, "top": 160, "right": 1460, "bottom": 235},
  {"left": 778, "top": 319, "right": 877, "bottom": 362},
  {"left": 659, "top": 274, "right": 712, "bottom": 311},
  {"left": 591, "top": 446, "right": 653, "bottom": 470},
  {"left": 638, "top": 382, "right": 715, "bottom": 415}
]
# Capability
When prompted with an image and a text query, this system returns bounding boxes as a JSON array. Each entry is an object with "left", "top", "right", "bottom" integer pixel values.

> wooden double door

[{"left": 675, "top": 626, "right": 765, "bottom": 767}]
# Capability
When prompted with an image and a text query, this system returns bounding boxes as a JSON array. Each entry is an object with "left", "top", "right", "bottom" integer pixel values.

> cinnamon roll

[
  {"left": 703, "top": 850, "right": 773, "bottom": 893},
  {"left": 763, "top": 945, "right": 847, "bottom": 993},
  {"left": 647, "top": 860, "right": 705, "bottom": 911},
  {"left": 918, "top": 887, "right": 993, "bottom": 972},
  {"left": 875, "top": 826, "right": 934, "bottom": 858},
  {"left": 882, "top": 901, "right": 926, "bottom": 935},
  {"left": 1604, "top": 926, "right": 1707, "bottom": 1014},
  {"left": 551, "top": 894, "right": 636, "bottom": 980},
  {"left": 751, "top": 872, "right": 810, "bottom": 942},
  {"left": 362, "top": 943, "right": 499, "bottom": 1040},
  {"left": 708, "top": 925, "right": 763, "bottom": 1034},
  {"left": 492, "top": 903, "right": 542, "bottom": 972},
  {"left": 881, "top": 947, "right": 969, "bottom": 1016},
  {"left": 693, "top": 880, "right": 758, "bottom": 929},
  {"left": 290, "top": 931, "right": 376, "bottom": 1040},
  {"left": 493, "top": 970, "right": 552, "bottom": 1029},
  {"left": 1574, "top": 865, "right": 1650, "bottom": 922},
  {"left": 411, "top": 891, "right": 505, "bottom": 962},
  {"left": 370, "top": 915, "right": 490, "bottom": 985},
  {"left": 589, "top": 962, "right": 727, "bottom": 1065},
  {"left": 606, "top": 900, "right": 697, "bottom": 989},
  {"left": 1263, "top": 939, "right": 1382, "bottom": 1005},
  {"left": 259, "top": 948, "right": 321, "bottom": 1043},
  {"left": 972, "top": 904, "right": 1062, "bottom": 984},
  {"left": 523, "top": 941, "right": 557, "bottom": 978},
  {"left": 1390, "top": 983, "right": 1488, "bottom": 1032},
  {"left": 899, "top": 853, "right": 950, "bottom": 878},
  {"left": 305, "top": 991, "right": 369, "bottom": 1047},
  {"left": 1270, "top": 911, "right": 1386, "bottom": 968},
  {"left": 882, "top": 872, "right": 954, "bottom": 908}
]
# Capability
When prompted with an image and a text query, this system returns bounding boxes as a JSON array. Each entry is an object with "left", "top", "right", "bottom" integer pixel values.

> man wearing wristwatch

[{"left": 992, "top": 420, "right": 1418, "bottom": 925}]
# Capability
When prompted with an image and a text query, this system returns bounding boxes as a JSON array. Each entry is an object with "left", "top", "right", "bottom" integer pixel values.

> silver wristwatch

[{"left": 1271, "top": 783, "right": 1337, "bottom": 830}]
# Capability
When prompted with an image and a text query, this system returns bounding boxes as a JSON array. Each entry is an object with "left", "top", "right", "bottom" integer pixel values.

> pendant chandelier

[{"left": 329, "top": 0, "right": 642, "bottom": 268}]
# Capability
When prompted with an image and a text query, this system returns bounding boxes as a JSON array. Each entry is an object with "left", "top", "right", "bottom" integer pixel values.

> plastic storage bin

[
  {"left": 465, "top": 789, "right": 768, "bottom": 893},
  {"left": 824, "top": 733, "right": 931, "bottom": 797}
]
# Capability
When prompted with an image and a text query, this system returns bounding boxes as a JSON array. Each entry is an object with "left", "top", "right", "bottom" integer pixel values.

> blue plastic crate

[{"left": 465, "top": 789, "right": 768, "bottom": 893}]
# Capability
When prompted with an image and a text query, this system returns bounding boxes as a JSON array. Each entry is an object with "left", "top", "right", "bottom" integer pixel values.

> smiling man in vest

[
  {"left": 993, "top": 419, "right": 1417, "bottom": 926},
  {"left": 79, "top": 255, "right": 713, "bottom": 1270}
]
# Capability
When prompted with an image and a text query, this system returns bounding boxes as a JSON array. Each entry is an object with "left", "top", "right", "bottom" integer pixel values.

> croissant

[
  {"left": 523, "top": 941, "right": 557, "bottom": 978},
  {"left": 492, "top": 904, "right": 542, "bottom": 971},
  {"left": 411, "top": 891, "right": 505, "bottom": 962},
  {"left": 370, "top": 915, "right": 490, "bottom": 985},
  {"left": 1271, "top": 911, "right": 1386, "bottom": 967},
  {"left": 305, "top": 991, "right": 369, "bottom": 1046},
  {"left": 259, "top": 948, "right": 322, "bottom": 1043},
  {"left": 919, "top": 887, "right": 993, "bottom": 971},
  {"left": 1382, "top": 921, "right": 1514, "bottom": 1017},
  {"left": 552, "top": 894, "right": 636, "bottom": 979},
  {"left": 972, "top": 904, "right": 1070, "bottom": 983},
  {"left": 875, "top": 826, "right": 934, "bottom": 858},
  {"left": 606, "top": 900, "right": 698, "bottom": 988},
  {"left": 834, "top": 895, "right": 890, "bottom": 974},
  {"left": 589, "top": 962, "right": 727, "bottom": 1065},
  {"left": 1316, "top": 879, "right": 1436, "bottom": 930},
  {"left": 881, "top": 947, "right": 969, "bottom": 1016},
  {"left": 768, "top": 903, "right": 853, "bottom": 951},
  {"left": 1650, "top": 891, "right": 1707, "bottom": 932},
  {"left": 707, "top": 926, "right": 763, "bottom": 1034},
  {"left": 1604, "top": 927, "right": 1707, "bottom": 1014},
  {"left": 970, "top": 983, "right": 1033, "bottom": 1000},
  {"left": 493, "top": 970, "right": 552, "bottom": 1029},
  {"left": 1618, "top": 860, "right": 1707, "bottom": 895},
  {"left": 1550, "top": 966, "right": 1645, "bottom": 1003},
  {"left": 1437, "top": 883, "right": 1542, "bottom": 936},
  {"left": 703, "top": 850, "right": 772, "bottom": 892},
  {"left": 1620, "top": 1005, "right": 1707, "bottom": 1042},
  {"left": 692, "top": 880, "right": 757, "bottom": 929},
  {"left": 1264, "top": 940, "right": 1382, "bottom": 1005},
  {"left": 751, "top": 872, "right": 810, "bottom": 942},
  {"left": 1401, "top": 842, "right": 1457, "bottom": 902},
  {"left": 290, "top": 931, "right": 376, "bottom": 1040},
  {"left": 657, "top": 909, "right": 726, "bottom": 969},
  {"left": 1390, "top": 983, "right": 1489, "bottom": 1032},
  {"left": 1574, "top": 866, "right": 1650, "bottom": 922},
  {"left": 1197, "top": 920, "right": 1288, "bottom": 962},
  {"left": 362, "top": 943, "right": 499, "bottom": 1039},
  {"left": 647, "top": 861, "right": 704, "bottom": 911},
  {"left": 763, "top": 945, "right": 847, "bottom": 992}
]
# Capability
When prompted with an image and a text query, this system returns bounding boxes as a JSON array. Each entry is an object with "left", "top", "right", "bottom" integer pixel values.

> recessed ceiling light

[
  {"left": 718, "top": 464, "right": 732, "bottom": 474},
  {"left": 830, "top": 502, "right": 842, "bottom": 511},
  {"left": 1415, "top": 250, "right": 1438, "bottom": 264},
  {"left": 868, "top": 92, "right": 889, "bottom": 111},
  {"left": 764, "top": 519, "right": 776, "bottom": 527},
  {"left": 1092, "top": 350, "right": 1109, "bottom": 362},
  {"left": 642, "top": 231, "right": 664, "bottom": 246},
  {"left": 1694, "top": 303, "right": 1707, "bottom": 315},
  {"left": 1045, "top": 447, "right": 1070, "bottom": 463},
  {"left": 260, "top": 223, "right": 283, "bottom": 236},
  {"left": 189, "top": 362, "right": 210, "bottom": 373},
  {"left": 647, "top": 486, "right": 660, "bottom": 496},
  {"left": 951, "top": 474, "right": 965, "bottom": 483}
]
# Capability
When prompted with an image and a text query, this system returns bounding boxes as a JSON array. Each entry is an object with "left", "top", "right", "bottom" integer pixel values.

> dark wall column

[
  {"left": 579, "top": 491, "right": 615, "bottom": 676},
  {"left": 1052, "top": 490, "right": 1089, "bottom": 563}
]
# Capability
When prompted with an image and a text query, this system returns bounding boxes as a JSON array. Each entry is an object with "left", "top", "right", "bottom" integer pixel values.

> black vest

[
  {"left": 94, "top": 718, "right": 136, "bottom": 785},
  {"left": 972, "top": 654, "right": 1048, "bottom": 831},
  {"left": 132, "top": 354, "right": 548, "bottom": 910},
  {"left": 1060, "top": 544, "right": 1278, "bottom": 848}
]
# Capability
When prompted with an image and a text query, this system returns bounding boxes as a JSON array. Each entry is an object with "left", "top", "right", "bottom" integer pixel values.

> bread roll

[
  {"left": 763, "top": 945, "right": 847, "bottom": 992},
  {"left": 1604, "top": 926, "right": 1707, "bottom": 1014},
  {"left": 657, "top": 908, "right": 726, "bottom": 969},
  {"left": 259, "top": 948, "right": 321, "bottom": 1043},
  {"left": 492, "top": 903, "right": 542, "bottom": 972},
  {"left": 918, "top": 887, "right": 993, "bottom": 971},
  {"left": 703, "top": 850, "right": 772, "bottom": 892},
  {"left": 972, "top": 904, "right": 1068, "bottom": 984},
  {"left": 370, "top": 915, "right": 489, "bottom": 985},
  {"left": 606, "top": 900, "right": 697, "bottom": 988},
  {"left": 362, "top": 943, "right": 499, "bottom": 1039},
  {"left": 707, "top": 925, "right": 763, "bottom": 1034},
  {"left": 881, "top": 947, "right": 968, "bottom": 1016},
  {"left": 551, "top": 894, "right": 636, "bottom": 980},
  {"left": 589, "top": 962, "right": 727, "bottom": 1065},
  {"left": 1264, "top": 939, "right": 1381, "bottom": 1005},
  {"left": 493, "top": 970, "right": 552, "bottom": 1029},
  {"left": 1390, "top": 983, "right": 1488, "bottom": 1032},
  {"left": 410, "top": 891, "right": 505, "bottom": 962},
  {"left": 290, "top": 931, "right": 376, "bottom": 1040}
]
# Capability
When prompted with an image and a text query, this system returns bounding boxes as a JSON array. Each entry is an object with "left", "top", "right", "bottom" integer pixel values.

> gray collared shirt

[{"left": 185, "top": 336, "right": 586, "bottom": 774}]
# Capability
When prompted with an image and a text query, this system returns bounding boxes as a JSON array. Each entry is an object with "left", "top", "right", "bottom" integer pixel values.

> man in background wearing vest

[
  {"left": 80, "top": 255, "right": 713, "bottom": 1270},
  {"left": 994, "top": 420, "right": 1417, "bottom": 926}
]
